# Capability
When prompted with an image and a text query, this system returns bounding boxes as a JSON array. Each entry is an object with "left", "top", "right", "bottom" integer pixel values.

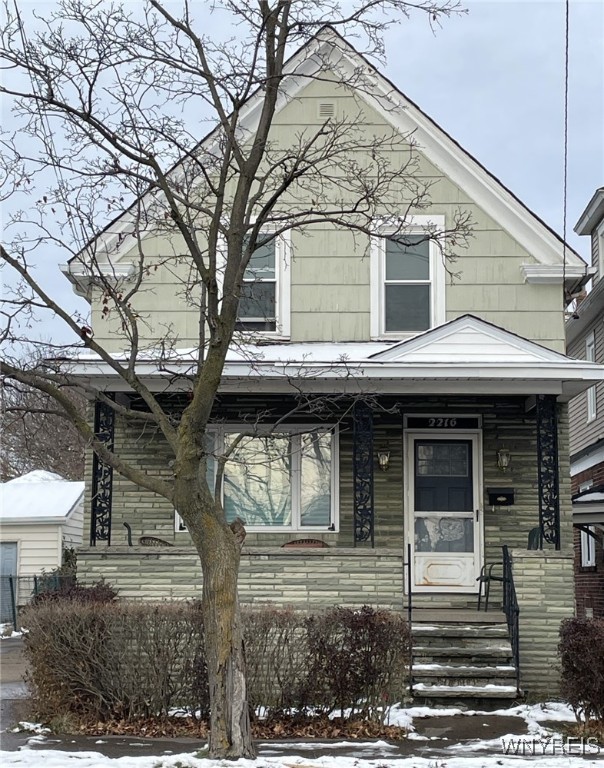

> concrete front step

[
  {"left": 412, "top": 624, "right": 509, "bottom": 638},
  {"left": 413, "top": 645, "right": 512, "bottom": 659},
  {"left": 412, "top": 683, "right": 518, "bottom": 698},
  {"left": 412, "top": 663, "right": 516, "bottom": 679}
]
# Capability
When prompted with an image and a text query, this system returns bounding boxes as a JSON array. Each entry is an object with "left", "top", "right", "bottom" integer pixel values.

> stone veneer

[
  {"left": 78, "top": 547, "right": 408, "bottom": 611},
  {"left": 511, "top": 549, "right": 575, "bottom": 696}
]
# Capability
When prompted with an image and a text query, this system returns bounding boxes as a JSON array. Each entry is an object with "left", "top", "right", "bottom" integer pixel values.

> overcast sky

[{"left": 2, "top": 0, "right": 603, "bottom": 343}]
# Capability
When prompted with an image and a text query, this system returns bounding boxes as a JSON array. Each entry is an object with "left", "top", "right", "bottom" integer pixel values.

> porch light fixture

[
  {"left": 377, "top": 449, "right": 391, "bottom": 472},
  {"left": 497, "top": 447, "right": 511, "bottom": 472}
]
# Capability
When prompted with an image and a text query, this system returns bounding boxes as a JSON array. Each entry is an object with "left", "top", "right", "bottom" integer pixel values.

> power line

[{"left": 562, "top": 0, "right": 570, "bottom": 310}]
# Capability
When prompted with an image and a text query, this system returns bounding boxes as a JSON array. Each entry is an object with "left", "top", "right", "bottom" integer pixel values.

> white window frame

[
  {"left": 177, "top": 425, "right": 339, "bottom": 533},
  {"left": 580, "top": 526, "right": 596, "bottom": 567},
  {"left": 586, "top": 330, "right": 596, "bottom": 422},
  {"left": 217, "top": 230, "right": 291, "bottom": 339},
  {"left": 370, "top": 215, "right": 446, "bottom": 339}
]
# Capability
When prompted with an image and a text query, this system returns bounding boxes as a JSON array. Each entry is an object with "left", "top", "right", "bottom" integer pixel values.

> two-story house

[
  {"left": 64, "top": 30, "right": 603, "bottom": 698},
  {"left": 568, "top": 188, "right": 604, "bottom": 619}
]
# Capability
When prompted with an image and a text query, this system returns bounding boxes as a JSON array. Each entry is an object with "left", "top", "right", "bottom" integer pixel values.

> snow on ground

[
  {"left": 0, "top": 624, "right": 23, "bottom": 639},
  {"left": 2, "top": 703, "right": 597, "bottom": 766},
  {"left": 0, "top": 752, "right": 602, "bottom": 767},
  {"left": 386, "top": 700, "right": 577, "bottom": 731}
]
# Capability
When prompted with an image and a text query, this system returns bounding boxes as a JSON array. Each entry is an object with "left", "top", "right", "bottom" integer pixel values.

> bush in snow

[
  {"left": 22, "top": 600, "right": 208, "bottom": 722},
  {"left": 22, "top": 600, "right": 409, "bottom": 725},
  {"left": 559, "top": 617, "right": 604, "bottom": 724}
]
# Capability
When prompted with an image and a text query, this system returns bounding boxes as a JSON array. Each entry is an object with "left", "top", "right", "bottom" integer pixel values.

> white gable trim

[
  {"left": 368, "top": 314, "right": 573, "bottom": 364},
  {"left": 70, "top": 28, "right": 584, "bottom": 279}
]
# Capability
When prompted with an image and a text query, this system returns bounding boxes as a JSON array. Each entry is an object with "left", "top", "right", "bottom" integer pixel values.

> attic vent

[{"left": 317, "top": 101, "right": 336, "bottom": 120}]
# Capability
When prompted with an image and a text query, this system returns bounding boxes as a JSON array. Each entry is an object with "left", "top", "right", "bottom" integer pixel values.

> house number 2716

[{"left": 428, "top": 418, "right": 458, "bottom": 428}]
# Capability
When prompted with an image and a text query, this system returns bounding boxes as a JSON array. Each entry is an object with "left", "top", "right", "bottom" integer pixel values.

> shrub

[
  {"left": 559, "top": 618, "right": 604, "bottom": 723},
  {"left": 244, "top": 605, "right": 410, "bottom": 720},
  {"left": 23, "top": 600, "right": 410, "bottom": 726},
  {"left": 22, "top": 600, "right": 208, "bottom": 722},
  {"left": 30, "top": 579, "right": 117, "bottom": 605},
  {"left": 244, "top": 607, "right": 308, "bottom": 713},
  {"left": 303, "top": 606, "right": 410, "bottom": 720}
]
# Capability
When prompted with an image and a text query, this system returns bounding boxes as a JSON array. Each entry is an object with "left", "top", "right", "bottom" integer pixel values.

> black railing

[
  {"left": 404, "top": 542, "right": 413, "bottom": 695},
  {"left": 0, "top": 574, "right": 76, "bottom": 626},
  {"left": 501, "top": 545, "right": 520, "bottom": 696}
]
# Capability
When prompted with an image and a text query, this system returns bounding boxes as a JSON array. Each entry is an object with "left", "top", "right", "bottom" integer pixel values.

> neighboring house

[
  {"left": 0, "top": 470, "right": 84, "bottom": 621},
  {"left": 567, "top": 188, "right": 604, "bottom": 619},
  {"left": 63, "top": 31, "right": 604, "bottom": 698}
]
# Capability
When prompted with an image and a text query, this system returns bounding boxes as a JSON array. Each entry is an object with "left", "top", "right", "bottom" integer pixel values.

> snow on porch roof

[
  {"left": 69, "top": 315, "right": 604, "bottom": 400},
  {"left": 0, "top": 472, "right": 84, "bottom": 524}
]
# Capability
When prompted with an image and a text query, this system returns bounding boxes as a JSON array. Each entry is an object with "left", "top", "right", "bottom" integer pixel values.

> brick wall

[
  {"left": 571, "top": 459, "right": 604, "bottom": 494},
  {"left": 573, "top": 526, "right": 604, "bottom": 619},
  {"left": 511, "top": 549, "right": 575, "bottom": 696}
]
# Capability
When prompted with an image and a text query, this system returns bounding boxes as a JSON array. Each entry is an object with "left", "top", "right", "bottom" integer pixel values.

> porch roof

[
  {"left": 70, "top": 315, "right": 604, "bottom": 401},
  {"left": 572, "top": 485, "right": 604, "bottom": 526}
]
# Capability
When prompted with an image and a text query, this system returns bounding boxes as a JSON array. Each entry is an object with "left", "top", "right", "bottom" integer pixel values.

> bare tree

[
  {"left": 0, "top": 0, "right": 471, "bottom": 757},
  {"left": 1, "top": 355, "right": 86, "bottom": 481}
]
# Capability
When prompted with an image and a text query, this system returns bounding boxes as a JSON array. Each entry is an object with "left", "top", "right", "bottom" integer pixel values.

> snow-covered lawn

[{"left": 2, "top": 702, "right": 601, "bottom": 767}]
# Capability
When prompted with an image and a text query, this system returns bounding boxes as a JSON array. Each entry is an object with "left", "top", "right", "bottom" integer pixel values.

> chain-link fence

[{"left": 0, "top": 574, "right": 76, "bottom": 626}]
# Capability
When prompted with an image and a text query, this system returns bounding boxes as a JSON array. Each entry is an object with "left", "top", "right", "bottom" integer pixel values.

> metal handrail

[
  {"left": 405, "top": 542, "right": 413, "bottom": 695},
  {"left": 501, "top": 545, "right": 520, "bottom": 696}
]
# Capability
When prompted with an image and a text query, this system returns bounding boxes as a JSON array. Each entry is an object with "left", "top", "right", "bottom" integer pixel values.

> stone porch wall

[
  {"left": 511, "top": 549, "right": 574, "bottom": 696},
  {"left": 78, "top": 547, "right": 408, "bottom": 611}
]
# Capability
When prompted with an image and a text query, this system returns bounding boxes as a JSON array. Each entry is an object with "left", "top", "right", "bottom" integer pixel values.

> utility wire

[{"left": 562, "top": 0, "right": 570, "bottom": 310}]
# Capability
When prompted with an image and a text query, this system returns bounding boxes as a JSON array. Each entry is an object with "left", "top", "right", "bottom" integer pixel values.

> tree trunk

[{"left": 196, "top": 517, "right": 254, "bottom": 758}]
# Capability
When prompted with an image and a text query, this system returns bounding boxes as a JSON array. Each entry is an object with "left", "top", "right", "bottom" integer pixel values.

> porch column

[
  {"left": 90, "top": 398, "right": 115, "bottom": 546},
  {"left": 352, "top": 401, "right": 374, "bottom": 547},
  {"left": 536, "top": 394, "right": 560, "bottom": 550}
]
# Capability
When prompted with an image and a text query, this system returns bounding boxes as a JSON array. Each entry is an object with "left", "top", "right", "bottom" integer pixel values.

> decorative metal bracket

[
  {"left": 536, "top": 394, "right": 560, "bottom": 550},
  {"left": 90, "top": 398, "right": 115, "bottom": 546},
  {"left": 353, "top": 401, "right": 374, "bottom": 546}
]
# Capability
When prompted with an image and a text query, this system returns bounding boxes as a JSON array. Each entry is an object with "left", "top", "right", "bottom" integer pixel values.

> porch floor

[{"left": 412, "top": 608, "right": 506, "bottom": 624}]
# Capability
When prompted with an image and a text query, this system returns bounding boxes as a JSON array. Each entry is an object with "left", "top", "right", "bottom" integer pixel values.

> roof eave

[{"left": 574, "top": 188, "right": 604, "bottom": 235}]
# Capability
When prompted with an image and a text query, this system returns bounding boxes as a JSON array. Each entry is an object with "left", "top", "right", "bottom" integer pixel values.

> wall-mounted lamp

[
  {"left": 497, "top": 447, "right": 511, "bottom": 472},
  {"left": 377, "top": 449, "right": 391, "bottom": 472}
]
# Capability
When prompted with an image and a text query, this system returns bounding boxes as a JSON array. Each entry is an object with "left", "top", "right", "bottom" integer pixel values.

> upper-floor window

[
  {"left": 371, "top": 215, "right": 445, "bottom": 339},
  {"left": 586, "top": 330, "right": 596, "bottom": 422},
  {"left": 231, "top": 232, "right": 291, "bottom": 337}
]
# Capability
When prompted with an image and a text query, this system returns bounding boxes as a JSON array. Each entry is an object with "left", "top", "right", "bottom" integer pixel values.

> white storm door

[{"left": 407, "top": 434, "right": 482, "bottom": 592}]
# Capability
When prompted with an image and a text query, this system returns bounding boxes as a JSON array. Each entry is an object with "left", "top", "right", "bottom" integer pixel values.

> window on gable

[
  {"left": 586, "top": 331, "right": 596, "bottom": 422},
  {"left": 580, "top": 526, "right": 596, "bottom": 567},
  {"left": 371, "top": 216, "right": 445, "bottom": 339},
  {"left": 384, "top": 236, "right": 431, "bottom": 332},
  {"left": 236, "top": 236, "right": 277, "bottom": 332}
]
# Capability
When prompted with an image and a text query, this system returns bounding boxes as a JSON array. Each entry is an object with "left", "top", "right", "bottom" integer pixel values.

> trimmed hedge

[
  {"left": 23, "top": 601, "right": 410, "bottom": 724},
  {"left": 559, "top": 618, "right": 604, "bottom": 723}
]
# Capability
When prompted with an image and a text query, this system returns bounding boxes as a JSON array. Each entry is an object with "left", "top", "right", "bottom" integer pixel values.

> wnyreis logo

[{"left": 501, "top": 736, "right": 601, "bottom": 756}]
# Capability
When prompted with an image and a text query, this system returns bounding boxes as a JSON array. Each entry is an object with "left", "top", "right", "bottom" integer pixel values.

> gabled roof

[
  {"left": 65, "top": 26, "right": 584, "bottom": 282},
  {"left": 0, "top": 472, "right": 84, "bottom": 524},
  {"left": 369, "top": 314, "right": 572, "bottom": 364}
]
